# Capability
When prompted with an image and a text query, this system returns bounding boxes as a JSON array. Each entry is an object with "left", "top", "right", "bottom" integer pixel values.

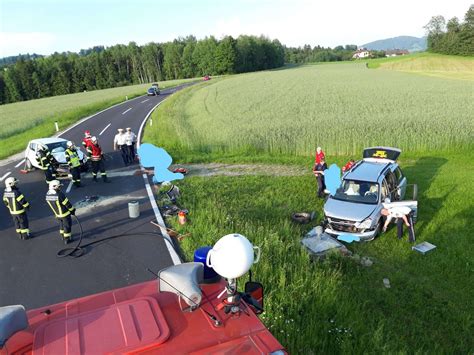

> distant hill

[{"left": 361, "top": 36, "right": 427, "bottom": 52}]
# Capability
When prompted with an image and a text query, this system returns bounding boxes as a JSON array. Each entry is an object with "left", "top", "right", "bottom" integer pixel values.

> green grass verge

[
  {"left": 0, "top": 78, "right": 199, "bottom": 160},
  {"left": 163, "top": 151, "right": 473, "bottom": 353}
]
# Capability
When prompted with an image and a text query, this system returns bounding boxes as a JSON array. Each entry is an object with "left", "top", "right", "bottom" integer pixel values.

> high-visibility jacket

[
  {"left": 3, "top": 187, "right": 29, "bottom": 215},
  {"left": 65, "top": 148, "right": 81, "bottom": 168},
  {"left": 36, "top": 150, "right": 55, "bottom": 170},
  {"left": 82, "top": 137, "right": 92, "bottom": 149},
  {"left": 46, "top": 190, "right": 75, "bottom": 218},
  {"left": 86, "top": 143, "right": 103, "bottom": 162}
]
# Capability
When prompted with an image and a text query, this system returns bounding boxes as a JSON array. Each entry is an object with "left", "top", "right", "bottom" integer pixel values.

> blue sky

[{"left": 0, "top": 0, "right": 471, "bottom": 57}]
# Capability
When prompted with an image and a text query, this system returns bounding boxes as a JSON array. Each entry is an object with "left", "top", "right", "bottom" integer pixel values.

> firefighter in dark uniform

[
  {"left": 36, "top": 144, "right": 57, "bottom": 184},
  {"left": 65, "top": 141, "right": 82, "bottom": 187},
  {"left": 3, "top": 177, "right": 31, "bottom": 240},
  {"left": 46, "top": 180, "right": 75, "bottom": 244},
  {"left": 86, "top": 136, "right": 109, "bottom": 182}
]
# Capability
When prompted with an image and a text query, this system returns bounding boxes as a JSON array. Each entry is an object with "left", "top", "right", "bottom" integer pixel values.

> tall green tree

[{"left": 215, "top": 36, "right": 237, "bottom": 74}]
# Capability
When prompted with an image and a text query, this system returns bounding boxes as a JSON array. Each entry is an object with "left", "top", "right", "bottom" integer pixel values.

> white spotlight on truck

[{"left": 206, "top": 233, "right": 260, "bottom": 279}]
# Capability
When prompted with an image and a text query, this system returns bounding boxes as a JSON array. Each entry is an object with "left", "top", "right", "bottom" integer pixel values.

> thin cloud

[{"left": 0, "top": 32, "right": 56, "bottom": 56}]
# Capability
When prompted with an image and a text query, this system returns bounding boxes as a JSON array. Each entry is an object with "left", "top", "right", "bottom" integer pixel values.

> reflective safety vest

[
  {"left": 3, "top": 188, "right": 29, "bottom": 215},
  {"left": 46, "top": 190, "right": 75, "bottom": 218},
  {"left": 82, "top": 137, "right": 92, "bottom": 149},
  {"left": 36, "top": 150, "right": 54, "bottom": 170},
  {"left": 87, "top": 143, "right": 103, "bottom": 162},
  {"left": 65, "top": 148, "right": 81, "bottom": 168}
]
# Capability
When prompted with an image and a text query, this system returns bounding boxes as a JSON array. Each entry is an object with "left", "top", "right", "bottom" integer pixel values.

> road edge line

[{"left": 137, "top": 98, "right": 181, "bottom": 265}]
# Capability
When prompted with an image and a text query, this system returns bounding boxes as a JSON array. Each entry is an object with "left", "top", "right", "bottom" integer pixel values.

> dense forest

[
  {"left": 424, "top": 5, "right": 474, "bottom": 55},
  {"left": 0, "top": 35, "right": 284, "bottom": 104}
]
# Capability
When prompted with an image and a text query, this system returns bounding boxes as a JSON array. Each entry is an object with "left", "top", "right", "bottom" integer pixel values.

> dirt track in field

[{"left": 172, "top": 163, "right": 309, "bottom": 177}]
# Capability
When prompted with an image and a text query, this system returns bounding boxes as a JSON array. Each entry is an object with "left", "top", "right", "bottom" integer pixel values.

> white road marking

[
  {"left": 66, "top": 180, "right": 73, "bottom": 193},
  {"left": 142, "top": 173, "right": 181, "bottom": 265},
  {"left": 58, "top": 95, "right": 146, "bottom": 137},
  {"left": 137, "top": 99, "right": 168, "bottom": 148},
  {"left": 122, "top": 107, "right": 132, "bottom": 115},
  {"left": 15, "top": 159, "right": 25, "bottom": 168},
  {"left": 0, "top": 171, "right": 12, "bottom": 181},
  {"left": 99, "top": 123, "right": 111, "bottom": 136},
  {"left": 136, "top": 96, "right": 181, "bottom": 265},
  {"left": 140, "top": 99, "right": 149, "bottom": 103}
]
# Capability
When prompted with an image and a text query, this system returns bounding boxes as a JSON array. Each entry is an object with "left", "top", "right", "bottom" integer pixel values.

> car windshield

[
  {"left": 332, "top": 179, "right": 379, "bottom": 204},
  {"left": 46, "top": 141, "right": 67, "bottom": 153}
]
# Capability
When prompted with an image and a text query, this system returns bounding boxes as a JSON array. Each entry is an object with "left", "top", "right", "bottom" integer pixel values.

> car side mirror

[{"left": 244, "top": 281, "right": 264, "bottom": 314}]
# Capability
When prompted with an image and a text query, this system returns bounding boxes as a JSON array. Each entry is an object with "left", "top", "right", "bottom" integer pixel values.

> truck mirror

[{"left": 244, "top": 281, "right": 264, "bottom": 314}]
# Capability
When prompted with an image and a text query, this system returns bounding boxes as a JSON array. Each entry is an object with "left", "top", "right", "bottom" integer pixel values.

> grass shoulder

[{"left": 162, "top": 150, "right": 473, "bottom": 353}]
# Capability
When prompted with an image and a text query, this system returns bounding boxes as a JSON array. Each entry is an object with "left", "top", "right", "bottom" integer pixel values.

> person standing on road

[
  {"left": 3, "top": 177, "right": 31, "bottom": 240},
  {"left": 87, "top": 136, "right": 109, "bottom": 182},
  {"left": 313, "top": 158, "right": 328, "bottom": 198},
  {"left": 36, "top": 144, "right": 57, "bottom": 184},
  {"left": 125, "top": 127, "right": 137, "bottom": 164},
  {"left": 65, "top": 141, "right": 82, "bottom": 187},
  {"left": 46, "top": 180, "right": 75, "bottom": 244},
  {"left": 82, "top": 130, "right": 93, "bottom": 149},
  {"left": 113, "top": 128, "right": 128, "bottom": 165}
]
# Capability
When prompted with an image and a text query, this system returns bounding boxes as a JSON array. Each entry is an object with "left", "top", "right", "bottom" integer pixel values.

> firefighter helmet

[
  {"left": 67, "top": 141, "right": 74, "bottom": 148},
  {"left": 49, "top": 180, "right": 62, "bottom": 190},
  {"left": 4, "top": 176, "right": 18, "bottom": 188},
  {"left": 91, "top": 136, "right": 97, "bottom": 143}
]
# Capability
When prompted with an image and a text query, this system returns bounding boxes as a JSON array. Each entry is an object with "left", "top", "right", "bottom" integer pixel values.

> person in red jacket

[
  {"left": 342, "top": 159, "right": 355, "bottom": 173},
  {"left": 86, "top": 136, "right": 109, "bottom": 182},
  {"left": 314, "top": 147, "right": 325, "bottom": 164},
  {"left": 82, "top": 130, "right": 93, "bottom": 149}
]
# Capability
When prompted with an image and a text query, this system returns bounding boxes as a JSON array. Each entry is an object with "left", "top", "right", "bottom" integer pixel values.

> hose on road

[{"left": 56, "top": 215, "right": 181, "bottom": 260}]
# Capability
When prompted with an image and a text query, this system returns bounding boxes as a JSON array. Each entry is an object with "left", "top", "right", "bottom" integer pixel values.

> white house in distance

[
  {"left": 385, "top": 49, "right": 410, "bottom": 57},
  {"left": 352, "top": 49, "right": 371, "bottom": 59}
]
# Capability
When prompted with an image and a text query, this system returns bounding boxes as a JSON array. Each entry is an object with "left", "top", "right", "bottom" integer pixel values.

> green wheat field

[{"left": 144, "top": 56, "right": 474, "bottom": 353}]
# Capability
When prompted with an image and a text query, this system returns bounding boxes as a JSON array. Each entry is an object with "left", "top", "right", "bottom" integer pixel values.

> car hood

[
  {"left": 324, "top": 197, "right": 377, "bottom": 222},
  {"left": 52, "top": 150, "right": 84, "bottom": 164}
]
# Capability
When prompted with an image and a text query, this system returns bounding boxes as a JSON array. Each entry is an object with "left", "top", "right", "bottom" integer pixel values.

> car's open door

[{"left": 363, "top": 147, "right": 401, "bottom": 162}]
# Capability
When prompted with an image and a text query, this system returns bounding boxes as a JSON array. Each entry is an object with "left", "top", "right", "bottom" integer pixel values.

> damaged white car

[{"left": 24, "top": 138, "right": 88, "bottom": 175}]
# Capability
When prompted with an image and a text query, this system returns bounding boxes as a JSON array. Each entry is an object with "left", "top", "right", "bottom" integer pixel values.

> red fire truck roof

[{"left": 6, "top": 279, "right": 284, "bottom": 354}]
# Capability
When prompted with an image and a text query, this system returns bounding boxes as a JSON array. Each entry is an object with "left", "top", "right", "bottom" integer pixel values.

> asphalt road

[{"left": 0, "top": 84, "right": 193, "bottom": 309}]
